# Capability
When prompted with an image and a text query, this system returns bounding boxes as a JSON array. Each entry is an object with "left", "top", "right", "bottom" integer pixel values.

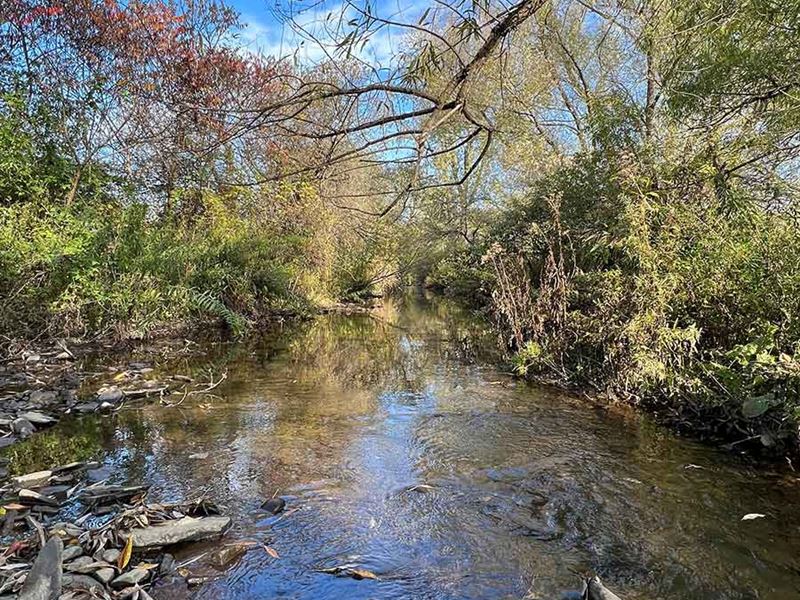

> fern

[{"left": 190, "top": 289, "right": 248, "bottom": 336}]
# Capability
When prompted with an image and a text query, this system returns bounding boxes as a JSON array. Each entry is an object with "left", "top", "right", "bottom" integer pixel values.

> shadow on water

[{"left": 4, "top": 291, "right": 800, "bottom": 599}]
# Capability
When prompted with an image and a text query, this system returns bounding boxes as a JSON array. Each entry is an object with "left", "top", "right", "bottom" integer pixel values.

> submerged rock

[
  {"left": 261, "top": 497, "right": 286, "bottom": 515},
  {"left": 19, "top": 536, "right": 62, "bottom": 600},
  {"left": 150, "top": 576, "right": 191, "bottom": 600},
  {"left": 210, "top": 544, "right": 247, "bottom": 569},
  {"left": 86, "top": 466, "right": 113, "bottom": 483},
  {"left": 124, "top": 516, "right": 231, "bottom": 549}
]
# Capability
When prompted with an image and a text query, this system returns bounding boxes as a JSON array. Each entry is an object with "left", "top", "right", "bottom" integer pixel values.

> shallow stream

[{"left": 4, "top": 294, "right": 800, "bottom": 599}]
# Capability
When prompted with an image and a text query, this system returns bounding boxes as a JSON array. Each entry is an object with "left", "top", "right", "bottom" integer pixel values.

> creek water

[{"left": 4, "top": 293, "right": 800, "bottom": 599}]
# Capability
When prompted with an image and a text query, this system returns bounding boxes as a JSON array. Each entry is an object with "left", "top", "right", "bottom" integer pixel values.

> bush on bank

[{"left": 423, "top": 150, "right": 800, "bottom": 453}]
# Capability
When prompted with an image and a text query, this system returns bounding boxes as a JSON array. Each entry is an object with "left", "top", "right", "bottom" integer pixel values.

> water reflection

[{"left": 4, "top": 293, "right": 800, "bottom": 599}]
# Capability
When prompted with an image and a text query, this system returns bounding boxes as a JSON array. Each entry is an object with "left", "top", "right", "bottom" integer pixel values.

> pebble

[
  {"left": 63, "top": 573, "right": 104, "bottom": 591},
  {"left": 65, "top": 556, "right": 94, "bottom": 572},
  {"left": 61, "top": 545, "right": 84, "bottom": 562},
  {"left": 94, "top": 567, "right": 115, "bottom": 584}
]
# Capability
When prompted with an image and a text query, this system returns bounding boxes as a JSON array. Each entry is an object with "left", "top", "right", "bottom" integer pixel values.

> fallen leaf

[
  {"left": 264, "top": 546, "right": 279, "bottom": 559},
  {"left": 6, "top": 541, "right": 26, "bottom": 555},
  {"left": 119, "top": 536, "right": 133, "bottom": 569},
  {"left": 741, "top": 513, "right": 766, "bottom": 521}
]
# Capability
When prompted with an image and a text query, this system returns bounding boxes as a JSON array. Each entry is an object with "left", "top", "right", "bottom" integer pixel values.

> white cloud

[{"left": 236, "top": 0, "right": 433, "bottom": 67}]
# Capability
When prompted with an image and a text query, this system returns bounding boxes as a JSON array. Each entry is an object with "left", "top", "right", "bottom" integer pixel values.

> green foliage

[
  {"left": 478, "top": 148, "right": 800, "bottom": 449},
  {"left": 0, "top": 193, "right": 317, "bottom": 339},
  {"left": 0, "top": 95, "right": 73, "bottom": 204}
]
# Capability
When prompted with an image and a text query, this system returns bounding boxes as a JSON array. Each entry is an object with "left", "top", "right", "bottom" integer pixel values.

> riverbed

[{"left": 4, "top": 293, "right": 800, "bottom": 599}]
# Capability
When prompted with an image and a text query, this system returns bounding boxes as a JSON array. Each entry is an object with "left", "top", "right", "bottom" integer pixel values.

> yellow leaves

[{"left": 118, "top": 536, "right": 133, "bottom": 570}]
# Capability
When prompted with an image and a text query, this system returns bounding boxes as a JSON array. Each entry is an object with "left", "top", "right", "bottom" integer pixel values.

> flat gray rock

[
  {"left": 64, "top": 555, "right": 93, "bottom": 569},
  {"left": 62, "top": 573, "right": 103, "bottom": 591},
  {"left": 19, "top": 536, "right": 62, "bottom": 600},
  {"left": 96, "top": 386, "right": 123, "bottom": 403},
  {"left": 19, "top": 489, "right": 59, "bottom": 507},
  {"left": 27, "top": 391, "right": 57, "bottom": 406},
  {"left": 18, "top": 411, "right": 56, "bottom": 425},
  {"left": 111, "top": 568, "right": 148, "bottom": 589},
  {"left": 124, "top": 516, "right": 231, "bottom": 549},
  {"left": 12, "top": 470, "right": 52, "bottom": 489}
]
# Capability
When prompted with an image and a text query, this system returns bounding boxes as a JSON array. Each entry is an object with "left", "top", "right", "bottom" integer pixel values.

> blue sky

[{"left": 227, "top": 0, "right": 427, "bottom": 65}]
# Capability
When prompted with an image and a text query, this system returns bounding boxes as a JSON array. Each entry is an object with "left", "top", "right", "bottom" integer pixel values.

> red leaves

[
  {"left": 13, "top": 3, "right": 64, "bottom": 26},
  {"left": 4, "top": 0, "right": 296, "bottom": 182}
]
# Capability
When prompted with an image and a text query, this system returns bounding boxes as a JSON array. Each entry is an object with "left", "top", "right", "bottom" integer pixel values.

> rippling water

[{"left": 5, "top": 293, "right": 800, "bottom": 599}]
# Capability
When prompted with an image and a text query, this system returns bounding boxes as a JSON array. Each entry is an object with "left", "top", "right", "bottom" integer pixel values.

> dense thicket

[{"left": 413, "top": 0, "right": 800, "bottom": 451}]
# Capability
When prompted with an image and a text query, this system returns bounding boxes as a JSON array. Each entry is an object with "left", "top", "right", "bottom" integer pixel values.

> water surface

[{"left": 5, "top": 294, "right": 800, "bottom": 599}]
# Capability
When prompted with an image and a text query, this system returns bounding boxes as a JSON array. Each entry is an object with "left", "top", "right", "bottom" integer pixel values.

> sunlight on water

[{"left": 5, "top": 293, "right": 800, "bottom": 599}]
